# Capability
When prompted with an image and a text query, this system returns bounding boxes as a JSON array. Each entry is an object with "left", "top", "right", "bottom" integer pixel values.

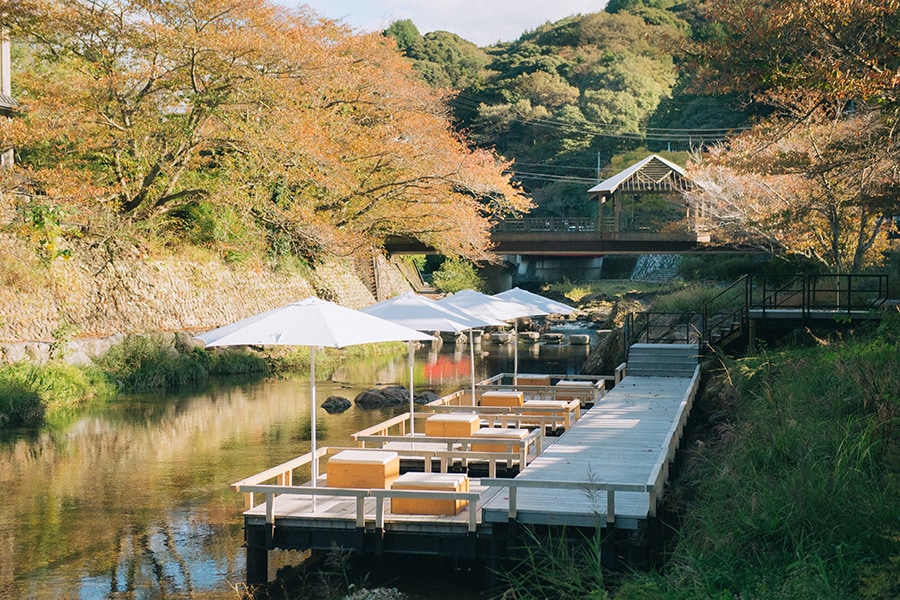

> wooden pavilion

[{"left": 588, "top": 154, "right": 700, "bottom": 234}]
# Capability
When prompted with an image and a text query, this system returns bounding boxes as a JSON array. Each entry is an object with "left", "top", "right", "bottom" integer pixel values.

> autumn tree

[
  {"left": 0, "top": 0, "right": 528, "bottom": 262},
  {"left": 683, "top": 0, "right": 900, "bottom": 271}
]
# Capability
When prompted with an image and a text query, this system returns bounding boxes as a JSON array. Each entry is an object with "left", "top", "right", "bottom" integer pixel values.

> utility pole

[{"left": 1, "top": 29, "right": 16, "bottom": 168}]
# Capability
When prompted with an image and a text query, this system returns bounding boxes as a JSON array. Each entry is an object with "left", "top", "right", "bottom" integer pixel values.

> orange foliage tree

[
  {"left": 682, "top": 0, "right": 899, "bottom": 271},
  {"left": 1, "top": 0, "right": 529, "bottom": 261}
]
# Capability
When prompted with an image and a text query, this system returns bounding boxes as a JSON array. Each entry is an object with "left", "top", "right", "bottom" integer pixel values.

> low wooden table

[
  {"left": 327, "top": 449, "right": 400, "bottom": 489},
  {"left": 391, "top": 472, "right": 470, "bottom": 515},
  {"left": 523, "top": 399, "right": 577, "bottom": 430},
  {"left": 480, "top": 390, "right": 525, "bottom": 407},
  {"left": 424, "top": 413, "right": 481, "bottom": 437}
]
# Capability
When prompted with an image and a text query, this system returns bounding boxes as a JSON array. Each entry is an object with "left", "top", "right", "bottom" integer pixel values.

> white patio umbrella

[
  {"left": 360, "top": 292, "right": 503, "bottom": 430},
  {"left": 494, "top": 287, "right": 577, "bottom": 381},
  {"left": 194, "top": 297, "right": 433, "bottom": 488},
  {"left": 494, "top": 287, "right": 577, "bottom": 317},
  {"left": 437, "top": 289, "right": 534, "bottom": 402}
]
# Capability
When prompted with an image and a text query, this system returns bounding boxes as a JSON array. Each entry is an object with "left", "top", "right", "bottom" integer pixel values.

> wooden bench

[
  {"left": 326, "top": 449, "right": 399, "bottom": 489},
  {"left": 480, "top": 390, "right": 524, "bottom": 407},
  {"left": 471, "top": 427, "right": 531, "bottom": 453},
  {"left": 554, "top": 380, "right": 598, "bottom": 405},
  {"left": 514, "top": 375, "right": 550, "bottom": 387},
  {"left": 425, "top": 413, "right": 481, "bottom": 437},
  {"left": 522, "top": 399, "right": 576, "bottom": 431},
  {"left": 390, "top": 472, "right": 470, "bottom": 515}
]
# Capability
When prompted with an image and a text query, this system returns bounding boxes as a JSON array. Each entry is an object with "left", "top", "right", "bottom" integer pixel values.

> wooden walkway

[
  {"left": 481, "top": 369, "right": 700, "bottom": 530},
  {"left": 233, "top": 346, "right": 701, "bottom": 583}
]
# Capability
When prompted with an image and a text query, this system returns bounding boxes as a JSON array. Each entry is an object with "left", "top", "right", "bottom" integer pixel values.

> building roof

[
  {"left": 587, "top": 154, "right": 689, "bottom": 195},
  {"left": 0, "top": 93, "right": 17, "bottom": 116}
]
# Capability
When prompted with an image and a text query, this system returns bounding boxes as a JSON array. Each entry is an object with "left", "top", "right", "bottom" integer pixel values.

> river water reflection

[{"left": 0, "top": 331, "right": 594, "bottom": 599}]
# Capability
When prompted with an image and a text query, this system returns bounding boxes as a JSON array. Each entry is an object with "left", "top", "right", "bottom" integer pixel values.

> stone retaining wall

[{"left": 0, "top": 234, "right": 413, "bottom": 364}]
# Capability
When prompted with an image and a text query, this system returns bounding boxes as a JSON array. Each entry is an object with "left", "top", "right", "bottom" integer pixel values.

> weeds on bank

[
  {"left": 545, "top": 280, "right": 678, "bottom": 305},
  {"left": 631, "top": 316, "right": 900, "bottom": 599},
  {"left": 497, "top": 527, "right": 607, "bottom": 599},
  {"left": 0, "top": 361, "right": 113, "bottom": 426},
  {"left": 96, "top": 335, "right": 210, "bottom": 390}
]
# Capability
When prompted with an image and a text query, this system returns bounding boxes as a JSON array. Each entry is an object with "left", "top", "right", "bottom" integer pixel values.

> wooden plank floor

[{"left": 481, "top": 374, "right": 698, "bottom": 529}]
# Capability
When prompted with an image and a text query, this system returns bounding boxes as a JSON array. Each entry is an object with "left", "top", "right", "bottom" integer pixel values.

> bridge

[
  {"left": 385, "top": 155, "right": 745, "bottom": 257},
  {"left": 385, "top": 217, "right": 715, "bottom": 256}
]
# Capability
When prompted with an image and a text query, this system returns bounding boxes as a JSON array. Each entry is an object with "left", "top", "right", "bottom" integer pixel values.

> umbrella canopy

[
  {"left": 361, "top": 292, "right": 501, "bottom": 333},
  {"left": 360, "top": 292, "right": 503, "bottom": 428},
  {"left": 195, "top": 297, "right": 434, "bottom": 349},
  {"left": 195, "top": 297, "right": 433, "bottom": 489},
  {"left": 437, "top": 289, "right": 534, "bottom": 322},
  {"left": 494, "top": 287, "right": 577, "bottom": 317},
  {"left": 437, "top": 289, "right": 535, "bottom": 402},
  {"left": 491, "top": 288, "right": 577, "bottom": 382}
]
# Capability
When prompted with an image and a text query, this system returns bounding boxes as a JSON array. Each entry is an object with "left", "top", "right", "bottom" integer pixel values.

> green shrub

[
  {"left": 651, "top": 284, "right": 724, "bottom": 313},
  {"left": 431, "top": 258, "right": 485, "bottom": 293},
  {"left": 199, "top": 347, "right": 268, "bottom": 375},
  {"left": 0, "top": 369, "right": 44, "bottom": 426},
  {"left": 96, "top": 335, "right": 208, "bottom": 391}
]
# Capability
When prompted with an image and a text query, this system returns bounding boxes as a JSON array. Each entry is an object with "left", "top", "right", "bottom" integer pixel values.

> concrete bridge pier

[{"left": 486, "top": 255, "right": 604, "bottom": 288}]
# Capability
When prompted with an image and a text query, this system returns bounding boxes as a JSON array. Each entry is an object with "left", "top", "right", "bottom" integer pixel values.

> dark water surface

[{"left": 0, "top": 327, "right": 595, "bottom": 599}]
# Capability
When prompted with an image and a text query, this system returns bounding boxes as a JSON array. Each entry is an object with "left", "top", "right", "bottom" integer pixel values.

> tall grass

[
  {"left": 497, "top": 527, "right": 608, "bottom": 599},
  {"left": 96, "top": 334, "right": 209, "bottom": 390},
  {"left": 618, "top": 315, "right": 900, "bottom": 599},
  {"left": 650, "top": 284, "right": 725, "bottom": 313},
  {"left": 0, "top": 362, "right": 114, "bottom": 426}
]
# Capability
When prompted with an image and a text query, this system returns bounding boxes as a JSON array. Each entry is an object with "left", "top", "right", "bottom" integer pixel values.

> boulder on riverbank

[
  {"left": 353, "top": 386, "right": 439, "bottom": 409},
  {"left": 322, "top": 395, "right": 351, "bottom": 414},
  {"left": 354, "top": 385, "right": 410, "bottom": 409}
]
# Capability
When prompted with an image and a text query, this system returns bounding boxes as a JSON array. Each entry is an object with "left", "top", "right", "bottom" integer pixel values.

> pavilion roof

[{"left": 587, "top": 154, "right": 692, "bottom": 196}]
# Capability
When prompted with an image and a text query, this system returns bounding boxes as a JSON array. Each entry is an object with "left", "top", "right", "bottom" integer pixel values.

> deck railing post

[
  {"left": 265, "top": 493, "right": 275, "bottom": 549},
  {"left": 606, "top": 490, "right": 615, "bottom": 524},
  {"left": 508, "top": 487, "right": 517, "bottom": 519},
  {"left": 356, "top": 496, "right": 366, "bottom": 528},
  {"left": 375, "top": 496, "right": 385, "bottom": 529}
]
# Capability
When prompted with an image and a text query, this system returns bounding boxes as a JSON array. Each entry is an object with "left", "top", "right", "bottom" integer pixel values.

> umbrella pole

[
  {"left": 310, "top": 346, "right": 318, "bottom": 491},
  {"left": 513, "top": 318, "right": 519, "bottom": 388},
  {"left": 469, "top": 330, "right": 476, "bottom": 405},
  {"left": 408, "top": 341, "right": 415, "bottom": 436}
]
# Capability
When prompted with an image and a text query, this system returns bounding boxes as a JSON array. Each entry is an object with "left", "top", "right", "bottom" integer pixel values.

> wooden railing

[
  {"left": 237, "top": 483, "right": 482, "bottom": 536},
  {"left": 479, "top": 478, "right": 649, "bottom": 525},
  {"left": 494, "top": 217, "right": 597, "bottom": 233}
]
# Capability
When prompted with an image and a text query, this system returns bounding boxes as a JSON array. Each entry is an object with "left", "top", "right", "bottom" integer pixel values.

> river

[{"left": 0, "top": 326, "right": 596, "bottom": 599}]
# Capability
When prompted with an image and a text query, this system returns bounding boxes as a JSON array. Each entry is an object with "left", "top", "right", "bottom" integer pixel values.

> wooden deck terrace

[
  {"left": 232, "top": 364, "right": 700, "bottom": 584},
  {"left": 480, "top": 367, "right": 700, "bottom": 531}
]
